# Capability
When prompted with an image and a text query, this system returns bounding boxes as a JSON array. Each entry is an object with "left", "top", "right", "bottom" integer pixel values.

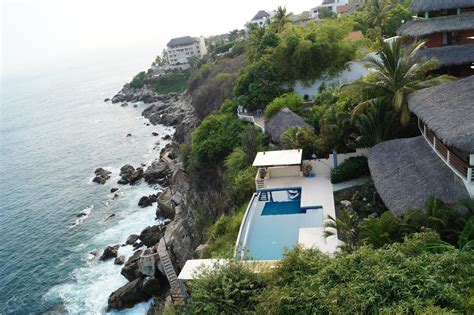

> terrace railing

[{"left": 418, "top": 119, "right": 472, "bottom": 183}]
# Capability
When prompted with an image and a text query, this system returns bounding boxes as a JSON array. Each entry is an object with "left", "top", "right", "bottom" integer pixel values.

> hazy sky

[{"left": 1, "top": 0, "right": 321, "bottom": 76}]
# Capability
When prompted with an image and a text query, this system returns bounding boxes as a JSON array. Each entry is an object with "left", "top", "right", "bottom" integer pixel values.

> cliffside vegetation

[
  {"left": 189, "top": 232, "right": 474, "bottom": 314},
  {"left": 164, "top": 1, "right": 473, "bottom": 310}
]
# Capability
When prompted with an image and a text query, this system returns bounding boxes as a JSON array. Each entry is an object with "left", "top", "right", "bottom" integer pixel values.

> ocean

[{"left": 0, "top": 49, "right": 173, "bottom": 314}]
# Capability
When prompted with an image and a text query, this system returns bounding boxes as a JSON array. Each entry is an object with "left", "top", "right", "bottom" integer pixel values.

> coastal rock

[
  {"left": 117, "top": 178, "right": 128, "bottom": 185},
  {"left": 138, "top": 196, "right": 154, "bottom": 208},
  {"left": 93, "top": 168, "right": 111, "bottom": 184},
  {"left": 126, "top": 234, "right": 140, "bottom": 245},
  {"left": 138, "top": 225, "right": 164, "bottom": 247},
  {"left": 111, "top": 187, "right": 119, "bottom": 193},
  {"left": 114, "top": 255, "right": 125, "bottom": 265},
  {"left": 133, "top": 241, "right": 144, "bottom": 250},
  {"left": 162, "top": 135, "right": 171, "bottom": 140},
  {"left": 129, "top": 167, "right": 144, "bottom": 185},
  {"left": 156, "top": 188, "right": 175, "bottom": 219},
  {"left": 107, "top": 276, "right": 163, "bottom": 311},
  {"left": 104, "top": 98, "right": 110, "bottom": 102},
  {"left": 105, "top": 214, "right": 116, "bottom": 222},
  {"left": 126, "top": 133, "right": 132, "bottom": 137},
  {"left": 133, "top": 104, "right": 138, "bottom": 108},
  {"left": 121, "top": 102, "right": 128, "bottom": 107},
  {"left": 143, "top": 161, "right": 171, "bottom": 185},
  {"left": 121, "top": 250, "right": 143, "bottom": 281},
  {"left": 152, "top": 132, "right": 158, "bottom": 136},
  {"left": 100, "top": 245, "right": 119, "bottom": 261}
]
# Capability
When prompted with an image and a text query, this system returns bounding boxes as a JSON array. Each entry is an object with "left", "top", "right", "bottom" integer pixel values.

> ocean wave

[{"left": 70, "top": 205, "right": 94, "bottom": 227}]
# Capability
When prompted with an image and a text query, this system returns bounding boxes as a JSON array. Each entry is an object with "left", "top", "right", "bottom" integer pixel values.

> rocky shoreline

[{"left": 92, "top": 84, "right": 207, "bottom": 313}]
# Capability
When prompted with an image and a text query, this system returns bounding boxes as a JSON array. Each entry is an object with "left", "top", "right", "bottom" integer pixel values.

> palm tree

[
  {"left": 271, "top": 6, "right": 291, "bottom": 33},
  {"left": 355, "top": 99, "right": 399, "bottom": 146},
  {"left": 352, "top": 38, "right": 455, "bottom": 125},
  {"left": 425, "top": 216, "right": 474, "bottom": 252},
  {"left": 324, "top": 207, "right": 360, "bottom": 253},
  {"left": 360, "top": 211, "right": 410, "bottom": 248},
  {"left": 366, "top": 0, "right": 391, "bottom": 29},
  {"left": 245, "top": 25, "right": 267, "bottom": 62}
]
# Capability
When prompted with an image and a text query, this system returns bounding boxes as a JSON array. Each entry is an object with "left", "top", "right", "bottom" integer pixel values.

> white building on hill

[{"left": 166, "top": 36, "right": 207, "bottom": 70}]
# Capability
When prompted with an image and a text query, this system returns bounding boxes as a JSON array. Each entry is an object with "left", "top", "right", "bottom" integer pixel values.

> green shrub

[
  {"left": 264, "top": 92, "right": 304, "bottom": 119},
  {"left": 152, "top": 70, "right": 191, "bottom": 94},
  {"left": 129, "top": 71, "right": 147, "bottom": 89},
  {"left": 257, "top": 232, "right": 474, "bottom": 314},
  {"left": 233, "top": 59, "right": 285, "bottom": 111},
  {"left": 188, "top": 260, "right": 266, "bottom": 314},
  {"left": 204, "top": 202, "right": 249, "bottom": 258},
  {"left": 190, "top": 114, "right": 244, "bottom": 167},
  {"left": 331, "top": 156, "right": 369, "bottom": 184}
]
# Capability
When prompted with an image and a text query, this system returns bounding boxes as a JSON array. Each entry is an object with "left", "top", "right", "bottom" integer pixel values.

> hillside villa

[
  {"left": 369, "top": 75, "right": 474, "bottom": 215},
  {"left": 166, "top": 36, "right": 207, "bottom": 70},
  {"left": 397, "top": 0, "right": 474, "bottom": 77}
]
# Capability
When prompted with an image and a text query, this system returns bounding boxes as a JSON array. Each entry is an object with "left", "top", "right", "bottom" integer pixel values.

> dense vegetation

[
  {"left": 330, "top": 156, "right": 369, "bottom": 183},
  {"left": 189, "top": 232, "right": 474, "bottom": 314},
  {"left": 162, "top": 2, "right": 473, "bottom": 311}
]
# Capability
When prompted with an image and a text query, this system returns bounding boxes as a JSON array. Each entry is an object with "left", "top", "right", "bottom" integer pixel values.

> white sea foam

[
  {"left": 70, "top": 205, "right": 94, "bottom": 227},
  {"left": 46, "top": 184, "right": 159, "bottom": 314}
]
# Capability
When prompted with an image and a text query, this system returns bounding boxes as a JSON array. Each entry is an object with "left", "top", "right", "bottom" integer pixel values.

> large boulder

[
  {"left": 107, "top": 276, "right": 163, "bottom": 311},
  {"left": 139, "top": 225, "right": 165, "bottom": 247},
  {"left": 143, "top": 161, "right": 171, "bottom": 185},
  {"left": 126, "top": 234, "right": 139, "bottom": 245},
  {"left": 93, "top": 168, "right": 111, "bottom": 185},
  {"left": 129, "top": 167, "right": 144, "bottom": 185},
  {"left": 121, "top": 250, "right": 143, "bottom": 281},
  {"left": 138, "top": 194, "right": 157, "bottom": 208},
  {"left": 156, "top": 188, "right": 175, "bottom": 219},
  {"left": 114, "top": 255, "right": 125, "bottom": 265},
  {"left": 100, "top": 245, "right": 119, "bottom": 261}
]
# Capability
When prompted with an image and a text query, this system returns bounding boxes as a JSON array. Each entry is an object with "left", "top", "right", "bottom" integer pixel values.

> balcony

[{"left": 419, "top": 119, "right": 473, "bottom": 183}]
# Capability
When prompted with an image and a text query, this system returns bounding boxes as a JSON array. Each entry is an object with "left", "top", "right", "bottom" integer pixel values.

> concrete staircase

[{"left": 157, "top": 238, "right": 187, "bottom": 307}]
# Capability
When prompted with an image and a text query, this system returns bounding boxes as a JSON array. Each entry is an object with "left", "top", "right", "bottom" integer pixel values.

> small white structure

[
  {"left": 166, "top": 36, "right": 207, "bottom": 70},
  {"left": 310, "top": 0, "right": 350, "bottom": 19},
  {"left": 247, "top": 10, "right": 275, "bottom": 28}
]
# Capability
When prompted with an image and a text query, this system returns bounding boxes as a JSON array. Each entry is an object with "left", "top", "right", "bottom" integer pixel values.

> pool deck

[{"left": 235, "top": 172, "right": 340, "bottom": 260}]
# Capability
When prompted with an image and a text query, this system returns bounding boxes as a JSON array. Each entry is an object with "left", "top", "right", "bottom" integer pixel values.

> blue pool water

[{"left": 261, "top": 200, "right": 302, "bottom": 215}]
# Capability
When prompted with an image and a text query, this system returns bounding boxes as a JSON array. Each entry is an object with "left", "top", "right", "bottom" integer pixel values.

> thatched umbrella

[
  {"left": 397, "top": 13, "right": 474, "bottom": 37},
  {"left": 408, "top": 75, "right": 474, "bottom": 153},
  {"left": 418, "top": 44, "right": 474, "bottom": 67},
  {"left": 409, "top": 0, "right": 474, "bottom": 13},
  {"left": 368, "top": 136, "right": 469, "bottom": 216},
  {"left": 265, "top": 108, "right": 310, "bottom": 143}
]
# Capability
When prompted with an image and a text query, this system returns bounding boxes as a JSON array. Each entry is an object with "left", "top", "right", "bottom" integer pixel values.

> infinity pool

[{"left": 239, "top": 190, "right": 323, "bottom": 260}]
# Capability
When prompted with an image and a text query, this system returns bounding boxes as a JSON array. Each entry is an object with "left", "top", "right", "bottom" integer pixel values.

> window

[{"left": 443, "top": 32, "right": 461, "bottom": 45}]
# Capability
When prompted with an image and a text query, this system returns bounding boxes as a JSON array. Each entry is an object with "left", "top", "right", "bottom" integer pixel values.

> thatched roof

[
  {"left": 408, "top": 76, "right": 474, "bottom": 152},
  {"left": 410, "top": 0, "right": 474, "bottom": 13},
  {"left": 368, "top": 136, "right": 469, "bottom": 216},
  {"left": 419, "top": 44, "right": 474, "bottom": 67},
  {"left": 167, "top": 36, "right": 198, "bottom": 47},
  {"left": 397, "top": 13, "right": 474, "bottom": 37},
  {"left": 265, "top": 108, "right": 311, "bottom": 143}
]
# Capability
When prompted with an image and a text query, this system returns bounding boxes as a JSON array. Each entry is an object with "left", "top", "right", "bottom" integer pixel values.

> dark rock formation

[
  {"left": 152, "top": 132, "right": 158, "bottom": 136},
  {"left": 100, "top": 245, "right": 119, "bottom": 261},
  {"left": 111, "top": 187, "right": 119, "bottom": 193},
  {"left": 114, "top": 255, "right": 125, "bottom": 265},
  {"left": 126, "top": 133, "right": 132, "bottom": 137},
  {"left": 138, "top": 195, "right": 154, "bottom": 208},
  {"left": 93, "top": 168, "right": 111, "bottom": 184},
  {"left": 107, "top": 276, "right": 164, "bottom": 311},
  {"left": 138, "top": 225, "right": 164, "bottom": 247},
  {"left": 126, "top": 234, "right": 140, "bottom": 245},
  {"left": 162, "top": 135, "right": 171, "bottom": 140},
  {"left": 104, "top": 98, "right": 110, "bottom": 102},
  {"left": 121, "top": 103, "right": 128, "bottom": 107},
  {"left": 121, "top": 250, "right": 143, "bottom": 282},
  {"left": 143, "top": 161, "right": 171, "bottom": 185}
]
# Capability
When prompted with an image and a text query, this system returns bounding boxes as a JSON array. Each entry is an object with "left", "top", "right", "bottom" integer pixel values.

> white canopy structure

[{"left": 252, "top": 149, "right": 303, "bottom": 167}]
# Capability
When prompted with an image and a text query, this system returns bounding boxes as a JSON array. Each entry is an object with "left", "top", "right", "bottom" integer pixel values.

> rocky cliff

[{"left": 105, "top": 83, "right": 221, "bottom": 313}]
